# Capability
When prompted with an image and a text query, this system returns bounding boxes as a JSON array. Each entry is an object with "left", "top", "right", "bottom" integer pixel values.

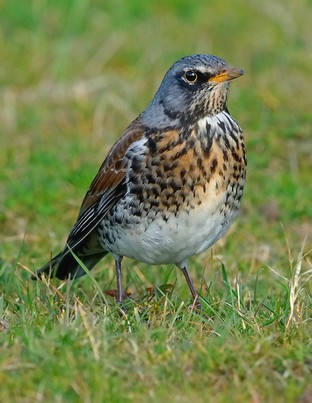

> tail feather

[
  {"left": 32, "top": 252, "right": 63, "bottom": 280},
  {"left": 33, "top": 233, "right": 107, "bottom": 280},
  {"left": 33, "top": 250, "right": 107, "bottom": 280}
]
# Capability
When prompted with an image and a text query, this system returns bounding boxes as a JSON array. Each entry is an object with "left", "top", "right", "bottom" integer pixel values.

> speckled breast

[{"left": 98, "top": 111, "right": 246, "bottom": 265}]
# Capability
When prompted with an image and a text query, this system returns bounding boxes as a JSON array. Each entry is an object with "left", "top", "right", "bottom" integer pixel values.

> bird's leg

[
  {"left": 180, "top": 263, "right": 201, "bottom": 311},
  {"left": 114, "top": 255, "right": 124, "bottom": 304},
  {"left": 113, "top": 256, "right": 129, "bottom": 315}
]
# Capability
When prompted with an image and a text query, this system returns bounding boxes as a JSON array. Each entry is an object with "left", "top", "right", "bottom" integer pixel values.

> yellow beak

[{"left": 210, "top": 66, "right": 244, "bottom": 83}]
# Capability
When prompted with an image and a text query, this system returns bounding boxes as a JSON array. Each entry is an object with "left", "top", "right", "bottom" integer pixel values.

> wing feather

[{"left": 64, "top": 118, "right": 146, "bottom": 250}]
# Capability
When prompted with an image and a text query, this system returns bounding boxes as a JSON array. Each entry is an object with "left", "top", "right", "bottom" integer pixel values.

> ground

[{"left": 0, "top": 1, "right": 311, "bottom": 402}]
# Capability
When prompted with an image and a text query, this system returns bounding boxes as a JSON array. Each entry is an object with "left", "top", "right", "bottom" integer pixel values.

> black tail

[{"left": 32, "top": 233, "right": 107, "bottom": 280}]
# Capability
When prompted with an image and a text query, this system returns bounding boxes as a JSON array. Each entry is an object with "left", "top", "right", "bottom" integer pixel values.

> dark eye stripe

[
  {"left": 182, "top": 70, "right": 214, "bottom": 84},
  {"left": 196, "top": 71, "right": 214, "bottom": 81}
]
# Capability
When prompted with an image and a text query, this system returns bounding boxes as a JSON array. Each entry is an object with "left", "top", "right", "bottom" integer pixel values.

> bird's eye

[{"left": 183, "top": 70, "right": 198, "bottom": 83}]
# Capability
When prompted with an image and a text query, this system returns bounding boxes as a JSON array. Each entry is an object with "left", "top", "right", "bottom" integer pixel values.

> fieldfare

[{"left": 34, "top": 54, "right": 246, "bottom": 309}]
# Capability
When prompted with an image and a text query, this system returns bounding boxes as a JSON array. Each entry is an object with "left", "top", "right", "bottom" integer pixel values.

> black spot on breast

[
  {"left": 218, "top": 120, "right": 226, "bottom": 131},
  {"left": 171, "top": 180, "right": 181, "bottom": 192},
  {"left": 162, "top": 199, "right": 170, "bottom": 209},
  {"left": 228, "top": 131, "right": 239, "bottom": 147},
  {"left": 205, "top": 121, "right": 211, "bottom": 132},
  {"left": 162, "top": 215, "right": 169, "bottom": 222},
  {"left": 164, "top": 162, "right": 173, "bottom": 172},
  {"left": 151, "top": 159, "right": 160, "bottom": 167},
  {"left": 158, "top": 180, "right": 167, "bottom": 192},
  {"left": 150, "top": 199, "right": 160, "bottom": 208},
  {"left": 174, "top": 148, "right": 188, "bottom": 160},
  {"left": 151, "top": 186, "right": 160, "bottom": 198},
  {"left": 188, "top": 137, "right": 195, "bottom": 148},
  {"left": 148, "top": 137, "right": 157, "bottom": 154},
  {"left": 189, "top": 182, "right": 195, "bottom": 192},
  {"left": 129, "top": 174, "right": 138, "bottom": 185},
  {"left": 132, "top": 209, "right": 141, "bottom": 217},
  {"left": 131, "top": 156, "right": 142, "bottom": 173},
  {"left": 197, "top": 158, "right": 204, "bottom": 171},
  {"left": 223, "top": 149, "right": 229, "bottom": 161},
  {"left": 105, "top": 230, "right": 115, "bottom": 245},
  {"left": 210, "top": 158, "right": 218, "bottom": 174},
  {"left": 223, "top": 136, "right": 230, "bottom": 149},
  {"left": 232, "top": 151, "right": 241, "bottom": 162},
  {"left": 146, "top": 173, "right": 155, "bottom": 183},
  {"left": 156, "top": 168, "right": 164, "bottom": 177},
  {"left": 114, "top": 215, "right": 123, "bottom": 225},
  {"left": 134, "top": 188, "right": 143, "bottom": 202}
]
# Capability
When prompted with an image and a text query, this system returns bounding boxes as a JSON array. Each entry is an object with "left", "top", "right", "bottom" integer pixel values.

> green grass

[{"left": 1, "top": 0, "right": 311, "bottom": 401}]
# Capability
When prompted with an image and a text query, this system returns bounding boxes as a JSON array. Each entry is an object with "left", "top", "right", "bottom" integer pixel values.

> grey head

[{"left": 141, "top": 54, "right": 244, "bottom": 129}]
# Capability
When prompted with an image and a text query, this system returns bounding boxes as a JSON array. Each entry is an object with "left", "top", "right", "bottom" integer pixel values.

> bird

[{"left": 33, "top": 54, "right": 246, "bottom": 310}]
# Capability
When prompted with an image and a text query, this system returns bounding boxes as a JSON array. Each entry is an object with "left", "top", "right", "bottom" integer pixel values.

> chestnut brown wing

[{"left": 65, "top": 119, "right": 146, "bottom": 250}]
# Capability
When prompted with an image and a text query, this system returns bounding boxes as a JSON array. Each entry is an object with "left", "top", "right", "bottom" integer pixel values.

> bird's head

[{"left": 143, "top": 54, "right": 244, "bottom": 128}]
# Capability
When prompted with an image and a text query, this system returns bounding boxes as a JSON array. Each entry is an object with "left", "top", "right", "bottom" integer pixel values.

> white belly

[{"left": 103, "top": 191, "right": 237, "bottom": 266}]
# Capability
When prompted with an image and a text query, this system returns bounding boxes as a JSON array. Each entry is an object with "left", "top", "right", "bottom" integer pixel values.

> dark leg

[
  {"left": 181, "top": 265, "right": 201, "bottom": 311},
  {"left": 114, "top": 256, "right": 123, "bottom": 304}
]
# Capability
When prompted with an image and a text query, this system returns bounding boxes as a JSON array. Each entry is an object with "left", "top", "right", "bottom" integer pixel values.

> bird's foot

[{"left": 190, "top": 295, "right": 202, "bottom": 313}]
